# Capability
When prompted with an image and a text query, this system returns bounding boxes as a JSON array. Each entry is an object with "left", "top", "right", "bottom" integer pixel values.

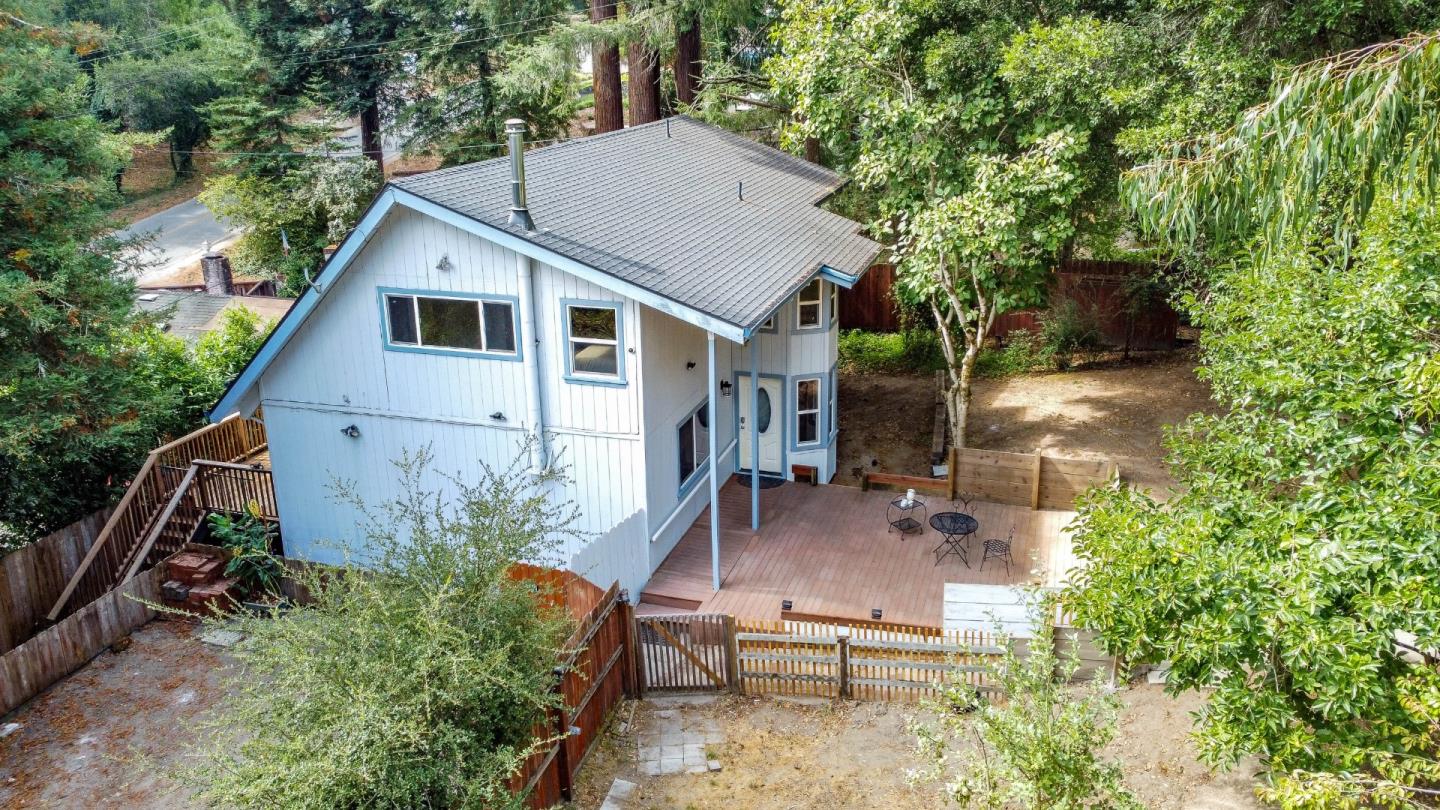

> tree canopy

[{"left": 1066, "top": 34, "right": 1440, "bottom": 806}]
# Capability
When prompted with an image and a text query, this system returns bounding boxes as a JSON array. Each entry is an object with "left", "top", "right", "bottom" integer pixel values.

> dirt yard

[
  {"left": 837, "top": 351, "right": 1216, "bottom": 497},
  {"left": 575, "top": 690, "right": 1262, "bottom": 810},
  {"left": 2, "top": 619, "right": 1263, "bottom": 809},
  {"left": 0, "top": 621, "right": 227, "bottom": 809}
]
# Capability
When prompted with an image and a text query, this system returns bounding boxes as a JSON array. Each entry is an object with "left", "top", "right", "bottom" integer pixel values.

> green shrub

[
  {"left": 1039, "top": 299, "right": 1105, "bottom": 361},
  {"left": 838, "top": 328, "right": 946, "bottom": 374},
  {"left": 207, "top": 506, "right": 282, "bottom": 596},
  {"left": 976, "top": 331, "right": 1057, "bottom": 377}
]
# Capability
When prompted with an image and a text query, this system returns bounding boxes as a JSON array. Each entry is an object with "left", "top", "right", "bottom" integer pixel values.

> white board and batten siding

[
  {"left": 640, "top": 307, "right": 739, "bottom": 562},
  {"left": 256, "top": 206, "right": 648, "bottom": 583},
  {"left": 942, "top": 584, "right": 1037, "bottom": 638}
]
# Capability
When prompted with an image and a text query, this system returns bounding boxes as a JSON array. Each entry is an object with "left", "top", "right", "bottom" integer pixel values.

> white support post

[
  {"left": 708, "top": 332, "right": 721, "bottom": 592},
  {"left": 750, "top": 339, "right": 760, "bottom": 531}
]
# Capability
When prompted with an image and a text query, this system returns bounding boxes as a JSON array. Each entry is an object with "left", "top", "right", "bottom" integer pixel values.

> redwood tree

[
  {"left": 590, "top": 0, "right": 623, "bottom": 132},
  {"left": 673, "top": 12, "right": 701, "bottom": 105}
]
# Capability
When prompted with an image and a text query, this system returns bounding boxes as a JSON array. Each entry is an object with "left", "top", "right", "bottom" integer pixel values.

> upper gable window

[
  {"left": 796, "top": 279, "right": 822, "bottom": 329},
  {"left": 382, "top": 290, "right": 518, "bottom": 359},
  {"left": 564, "top": 300, "right": 625, "bottom": 384}
]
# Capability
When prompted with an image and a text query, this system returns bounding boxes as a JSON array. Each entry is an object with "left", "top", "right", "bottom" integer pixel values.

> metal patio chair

[{"left": 979, "top": 527, "right": 1016, "bottom": 576}]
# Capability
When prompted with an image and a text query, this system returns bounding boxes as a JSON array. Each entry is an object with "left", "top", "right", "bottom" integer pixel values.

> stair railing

[{"left": 46, "top": 413, "right": 269, "bottom": 621}]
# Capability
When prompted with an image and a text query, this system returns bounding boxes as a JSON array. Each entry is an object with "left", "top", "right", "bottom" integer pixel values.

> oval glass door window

[{"left": 756, "top": 387, "right": 772, "bottom": 432}]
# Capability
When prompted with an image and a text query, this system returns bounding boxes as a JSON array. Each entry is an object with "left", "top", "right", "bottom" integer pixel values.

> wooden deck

[{"left": 640, "top": 478, "right": 1079, "bottom": 627}]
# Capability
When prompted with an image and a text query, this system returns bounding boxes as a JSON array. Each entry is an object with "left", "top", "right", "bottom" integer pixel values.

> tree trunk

[
  {"left": 804, "top": 136, "right": 821, "bottom": 163},
  {"left": 359, "top": 94, "right": 384, "bottom": 176},
  {"left": 627, "top": 41, "right": 662, "bottom": 125},
  {"left": 948, "top": 343, "right": 979, "bottom": 449},
  {"left": 590, "top": 0, "right": 623, "bottom": 133},
  {"left": 674, "top": 14, "right": 701, "bottom": 106}
]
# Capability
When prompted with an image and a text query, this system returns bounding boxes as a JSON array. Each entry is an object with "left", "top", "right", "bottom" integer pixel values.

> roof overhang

[{"left": 208, "top": 184, "right": 751, "bottom": 421}]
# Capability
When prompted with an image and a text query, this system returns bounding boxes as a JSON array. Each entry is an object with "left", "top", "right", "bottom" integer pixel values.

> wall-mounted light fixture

[
  {"left": 686, "top": 361, "right": 697, "bottom": 370},
  {"left": 435, "top": 254, "right": 453, "bottom": 273},
  {"left": 719, "top": 380, "right": 733, "bottom": 397},
  {"left": 871, "top": 608, "right": 883, "bottom": 621},
  {"left": 490, "top": 411, "right": 507, "bottom": 422},
  {"left": 340, "top": 424, "right": 361, "bottom": 439},
  {"left": 781, "top": 599, "right": 793, "bottom": 612}
]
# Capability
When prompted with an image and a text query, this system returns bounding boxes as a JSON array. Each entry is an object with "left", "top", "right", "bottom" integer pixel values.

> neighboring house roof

[
  {"left": 135, "top": 290, "right": 294, "bottom": 343},
  {"left": 209, "top": 116, "right": 883, "bottom": 420},
  {"left": 393, "top": 116, "right": 881, "bottom": 331}
]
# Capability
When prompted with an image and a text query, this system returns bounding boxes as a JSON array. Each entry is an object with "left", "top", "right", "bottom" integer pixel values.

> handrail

[
  {"left": 121, "top": 465, "right": 199, "bottom": 584},
  {"left": 46, "top": 413, "right": 269, "bottom": 621}
]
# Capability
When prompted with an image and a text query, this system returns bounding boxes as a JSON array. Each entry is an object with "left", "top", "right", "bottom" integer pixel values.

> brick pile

[{"left": 161, "top": 550, "right": 238, "bottom": 619}]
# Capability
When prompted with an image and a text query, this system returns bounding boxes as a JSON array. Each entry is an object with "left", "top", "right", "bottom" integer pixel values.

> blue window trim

[
  {"left": 376, "top": 286, "right": 523, "bottom": 362},
  {"left": 560, "top": 298, "right": 627, "bottom": 387},
  {"left": 676, "top": 397, "right": 712, "bottom": 498},
  {"left": 827, "top": 361, "right": 839, "bottom": 444},
  {"left": 731, "top": 370, "right": 787, "bottom": 476},
  {"left": 790, "top": 372, "right": 825, "bottom": 452}
]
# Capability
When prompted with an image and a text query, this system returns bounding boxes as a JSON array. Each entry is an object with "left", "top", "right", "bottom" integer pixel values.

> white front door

[{"left": 737, "top": 376, "right": 783, "bottom": 475}]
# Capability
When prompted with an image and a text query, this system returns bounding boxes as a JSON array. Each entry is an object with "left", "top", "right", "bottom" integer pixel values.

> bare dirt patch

[
  {"left": 575, "top": 689, "right": 1262, "bottom": 810},
  {"left": 0, "top": 621, "right": 228, "bottom": 809},
  {"left": 837, "top": 351, "right": 1216, "bottom": 496}
]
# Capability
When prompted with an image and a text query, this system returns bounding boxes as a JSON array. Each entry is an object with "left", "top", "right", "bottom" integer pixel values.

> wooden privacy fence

[
  {"left": 0, "top": 508, "right": 112, "bottom": 655},
  {"left": 513, "top": 578, "right": 636, "bottom": 808},
  {"left": 862, "top": 447, "right": 1118, "bottom": 511},
  {"left": 1, "top": 565, "right": 163, "bottom": 715}
]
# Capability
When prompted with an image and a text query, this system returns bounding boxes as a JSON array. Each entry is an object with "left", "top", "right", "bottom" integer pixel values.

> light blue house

[{"left": 210, "top": 116, "right": 882, "bottom": 597}]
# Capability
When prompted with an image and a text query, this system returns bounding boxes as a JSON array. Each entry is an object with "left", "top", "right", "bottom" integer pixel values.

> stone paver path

[{"left": 635, "top": 707, "right": 724, "bottom": 775}]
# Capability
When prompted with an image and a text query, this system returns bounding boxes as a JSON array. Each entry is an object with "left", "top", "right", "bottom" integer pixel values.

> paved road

[{"left": 117, "top": 197, "right": 239, "bottom": 285}]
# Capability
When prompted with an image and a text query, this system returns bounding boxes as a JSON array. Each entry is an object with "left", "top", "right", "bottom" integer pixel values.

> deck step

[
  {"left": 637, "top": 592, "right": 703, "bottom": 611},
  {"left": 636, "top": 601, "right": 697, "bottom": 616}
]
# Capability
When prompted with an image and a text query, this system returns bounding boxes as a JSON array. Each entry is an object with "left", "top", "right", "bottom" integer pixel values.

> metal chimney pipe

[{"left": 505, "top": 119, "right": 535, "bottom": 231}]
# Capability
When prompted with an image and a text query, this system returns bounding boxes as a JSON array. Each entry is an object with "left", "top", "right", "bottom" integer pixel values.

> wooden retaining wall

[
  {"left": 0, "top": 565, "right": 162, "bottom": 715},
  {"left": 862, "top": 448, "right": 1118, "bottom": 511},
  {"left": 0, "top": 508, "right": 113, "bottom": 655}
]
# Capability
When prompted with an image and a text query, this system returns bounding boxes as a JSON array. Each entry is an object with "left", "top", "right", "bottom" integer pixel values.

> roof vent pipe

[{"left": 505, "top": 119, "right": 535, "bottom": 232}]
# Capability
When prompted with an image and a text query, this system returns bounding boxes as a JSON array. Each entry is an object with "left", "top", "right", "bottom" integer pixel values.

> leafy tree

[
  {"left": 183, "top": 447, "right": 578, "bottom": 809},
  {"left": 0, "top": 15, "right": 157, "bottom": 541},
  {"left": 912, "top": 593, "right": 1139, "bottom": 809},
  {"left": 1066, "top": 33, "right": 1440, "bottom": 806},
  {"left": 201, "top": 157, "right": 380, "bottom": 295},
  {"left": 92, "top": 50, "right": 222, "bottom": 176},
  {"left": 896, "top": 132, "right": 1084, "bottom": 447}
]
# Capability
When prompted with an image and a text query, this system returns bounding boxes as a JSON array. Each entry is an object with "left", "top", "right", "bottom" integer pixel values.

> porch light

[
  {"left": 686, "top": 361, "right": 697, "bottom": 370},
  {"left": 782, "top": 599, "right": 793, "bottom": 612},
  {"left": 340, "top": 424, "right": 360, "bottom": 439},
  {"left": 720, "top": 380, "right": 733, "bottom": 397}
]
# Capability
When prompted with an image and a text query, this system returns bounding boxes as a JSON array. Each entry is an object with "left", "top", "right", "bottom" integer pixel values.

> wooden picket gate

[
  {"left": 634, "top": 613, "right": 1007, "bottom": 701},
  {"left": 734, "top": 618, "right": 1002, "bottom": 701},
  {"left": 635, "top": 613, "right": 737, "bottom": 693}
]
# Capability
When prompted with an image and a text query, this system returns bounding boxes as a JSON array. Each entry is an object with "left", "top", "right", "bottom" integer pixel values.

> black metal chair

[
  {"left": 979, "top": 527, "right": 1015, "bottom": 575},
  {"left": 954, "top": 490, "right": 975, "bottom": 514}
]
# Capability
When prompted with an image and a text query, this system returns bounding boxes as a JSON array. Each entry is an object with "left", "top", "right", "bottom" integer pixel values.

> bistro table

[
  {"left": 887, "top": 495, "right": 927, "bottom": 536},
  {"left": 930, "top": 512, "right": 979, "bottom": 567}
]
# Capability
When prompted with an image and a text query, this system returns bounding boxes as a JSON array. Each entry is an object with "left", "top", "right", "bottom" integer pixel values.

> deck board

[{"left": 641, "top": 477, "right": 1078, "bottom": 626}]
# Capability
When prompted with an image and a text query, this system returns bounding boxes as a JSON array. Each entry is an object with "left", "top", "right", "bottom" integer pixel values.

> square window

[{"left": 566, "top": 304, "right": 622, "bottom": 379}]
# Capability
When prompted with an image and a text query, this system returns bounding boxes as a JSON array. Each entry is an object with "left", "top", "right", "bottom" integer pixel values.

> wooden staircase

[{"left": 46, "top": 414, "right": 275, "bottom": 621}]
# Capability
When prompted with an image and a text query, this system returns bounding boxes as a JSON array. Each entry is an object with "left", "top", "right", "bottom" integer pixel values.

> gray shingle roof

[
  {"left": 393, "top": 117, "right": 882, "bottom": 332},
  {"left": 135, "top": 290, "right": 295, "bottom": 343}
]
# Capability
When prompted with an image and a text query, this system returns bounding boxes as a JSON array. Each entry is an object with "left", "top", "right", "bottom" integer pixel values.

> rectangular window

[
  {"left": 830, "top": 282, "right": 838, "bottom": 325},
  {"left": 678, "top": 401, "right": 710, "bottom": 488},
  {"left": 796, "top": 377, "right": 820, "bottom": 444},
  {"left": 383, "top": 292, "right": 516, "bottom": 356},
  {"left": 566, "top": 302, "right": 621, "bottom": 379},
  {"left": 796, "top": 279, "right": 822, "bottom": 329},
  {"left": 828, "top": 369, "right": 838, "bottom": 438}
]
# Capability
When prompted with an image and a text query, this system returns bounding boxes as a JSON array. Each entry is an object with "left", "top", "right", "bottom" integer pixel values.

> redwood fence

[
  {"left": 1, "top": 565, "right": 163, "bottom": 715},
  {"left": 841, "top": 259, "right": 1179, "bottom": 351},
  {"left": 0, "top": 507, "right": 113, "bottom": 655}
]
